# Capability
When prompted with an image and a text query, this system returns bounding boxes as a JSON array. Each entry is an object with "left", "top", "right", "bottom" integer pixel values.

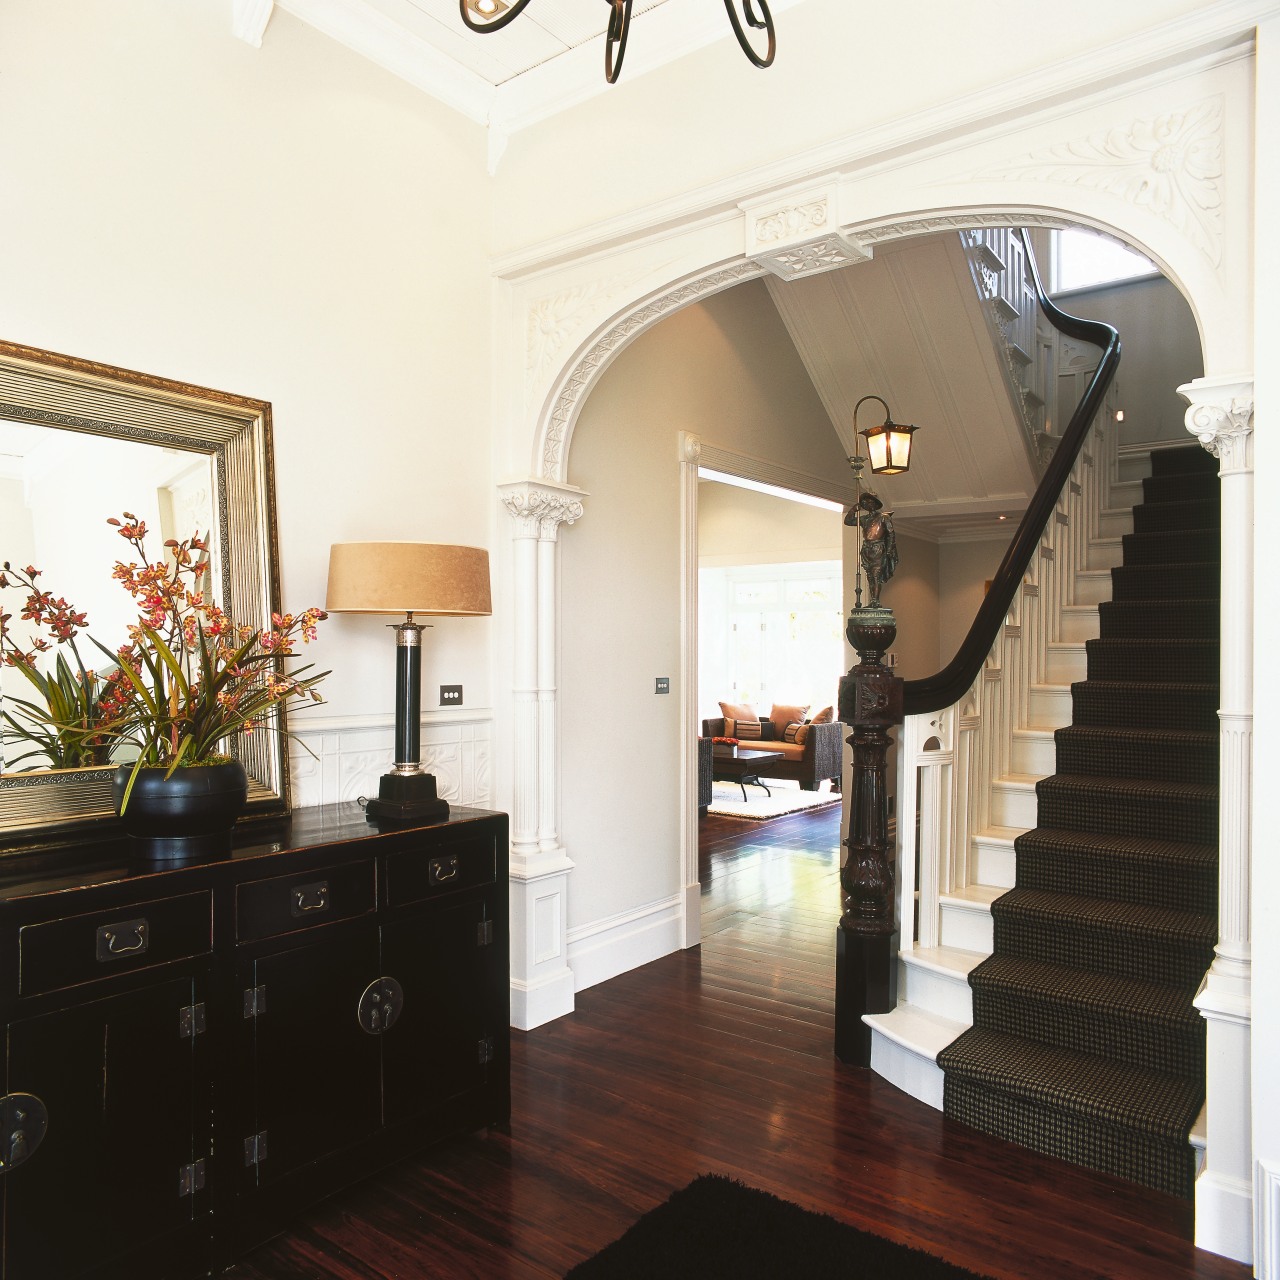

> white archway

[{"left": 491, "top": 39, "right": 1258, "bottom": 1265}]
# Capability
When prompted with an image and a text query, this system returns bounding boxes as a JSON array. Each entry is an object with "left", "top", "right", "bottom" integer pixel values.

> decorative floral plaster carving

[
  {"left": 754, "top": 199, "right": 829, "bottom": 244},
  {"left": 858, "top": 212, "right": 1067, "bottom": 245},
  {"left": 501, "top": 486, "right": 585, "bottom": 537},
  {"left": 537, "top": 261, "right": 761, "bottom": 479},
  {"left": 765, "top": 238, "right": 866, "bottom": 277},
  {"left": 984, "top": 98, "right": 1224, "bottom": 266},
  {"left": 1185, "top": 393, "right": 1253, "bottom": 467}
]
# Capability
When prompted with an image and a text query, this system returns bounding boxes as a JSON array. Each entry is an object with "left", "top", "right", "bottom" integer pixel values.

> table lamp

[{"left": 326, "top": 542, "right": 491, "bottom": 823}]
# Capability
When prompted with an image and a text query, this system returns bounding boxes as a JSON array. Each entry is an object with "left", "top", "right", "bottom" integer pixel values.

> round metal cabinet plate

[{"left": 357, "top": 977, "right": 404, "bottom": 1035}]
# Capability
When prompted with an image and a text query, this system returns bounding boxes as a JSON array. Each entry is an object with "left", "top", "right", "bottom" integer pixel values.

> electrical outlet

[
  {"left": 440, "top": 685, "right": 463, "bottom": 706},
  {"left": 655, "top": 677, "right": 670, "bottom": 694}
]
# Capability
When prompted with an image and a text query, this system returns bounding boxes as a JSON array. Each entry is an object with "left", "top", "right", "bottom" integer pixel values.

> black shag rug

[{"left": 564, "top": 1175, "right": 996, "bottom": 1279}]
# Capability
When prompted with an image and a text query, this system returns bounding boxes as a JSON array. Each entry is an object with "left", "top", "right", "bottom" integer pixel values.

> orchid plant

[{"left": 1, "top": 513, "right": 328, "bottom": 807}]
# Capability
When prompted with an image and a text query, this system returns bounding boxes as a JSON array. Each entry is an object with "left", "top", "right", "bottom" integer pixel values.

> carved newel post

[{"left": 835, "top": 494, "right": 904, "bottom": 1066}]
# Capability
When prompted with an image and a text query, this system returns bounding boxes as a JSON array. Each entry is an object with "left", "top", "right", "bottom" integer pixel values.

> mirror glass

[{"left": 0, "top": 340, "right": 288, "bottom": 850}]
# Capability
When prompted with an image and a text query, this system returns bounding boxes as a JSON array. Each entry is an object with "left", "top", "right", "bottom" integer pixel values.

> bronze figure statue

[{"left": 845, "top": 491, "right": 898, "bottom": 608}]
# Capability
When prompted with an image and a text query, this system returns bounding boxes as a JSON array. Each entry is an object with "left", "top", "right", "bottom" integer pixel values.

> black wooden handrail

[{"left": 902, "top": 230, "right": 1121, "bottom": 717}]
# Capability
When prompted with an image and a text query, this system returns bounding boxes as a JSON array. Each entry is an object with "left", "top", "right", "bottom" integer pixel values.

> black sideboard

[{"left": 0, "top": 802, "right": 510, "bottom": 1280}]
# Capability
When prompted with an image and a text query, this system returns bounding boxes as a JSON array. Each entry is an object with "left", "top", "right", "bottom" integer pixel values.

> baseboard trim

[
  {"left": 1256, "top": 1158, "right": 1280, "bottom": 1278},
  {"left": 568, "top": 895, "right": 683, "bottom": 994},
  {"left": 510, "top": 967, "right": 576, "bottom": 1032}
]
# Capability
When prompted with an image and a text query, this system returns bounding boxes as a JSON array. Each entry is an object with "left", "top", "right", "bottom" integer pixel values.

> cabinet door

[
  {"left": 3, "top": 976, "right": 206, "bottom": 1280},
  {"left": 380, "top": 896, "right": 501, "bottom": 1124},
  {"left": 242, "top": 929, "right": 381, "bottom": 1189}
]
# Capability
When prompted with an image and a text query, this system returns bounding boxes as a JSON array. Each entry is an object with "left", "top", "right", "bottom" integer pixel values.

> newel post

[{"left": 834, "top": 604, "right": 904, "bottom": 1066}]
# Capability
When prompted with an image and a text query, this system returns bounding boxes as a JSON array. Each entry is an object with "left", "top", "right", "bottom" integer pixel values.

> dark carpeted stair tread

[
  {"left": 1110, "top": 563, "right": 1219, "bottom": 601},
  {"left": 1097, "top": 599, "right": 1219, "bottom": 639},
  {"left": 969, "top": 955, "right": 1199, "bottom": 1027},
  {"left": 1070, "top": 680, "right": 1219, "bottom": 732},
  {"left": 1053, "top": 725, "right": 1217, "bottom": 785},
  {"left": 937, "top": 1027, "right": 1203, "bottom": 1139},
  {"left": 1121, "top": 529, "right": 1216, "bottom": 566},
  {"left": 1015, "top": 826, "right": 1216, "bottom": 914},
  {"left": 993, "top": 888, "right": 1215, "bottom": 942},
  {"left": 1150, "top": 446, "right": 1221, "bottom": 476},
  {"left": 1084, "top": 638, "right": 1219, "bottom": 683},
  {"left": 1034, "top": 774, "right": 1216, "bottom": 845},
  {"left": 967, "top": 955, "right": 1205, "bottom": 1077},
  {"left": 1132, "top": 498, "right": 1219, "bottom": 535},
  {"left": 1036, "top": 774, "right": 1216, "bottom": 807}
]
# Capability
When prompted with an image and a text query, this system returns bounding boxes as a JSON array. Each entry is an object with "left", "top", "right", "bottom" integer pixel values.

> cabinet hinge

[
  {"left": 476, "top": 919, "right": 494, "bottom": 947},
  {"left": 478, "top": 1036, "right": 495, "bottom": 1065},
  {"left": 243, "top": 985, "right": 267, "bottom": 1018},
  {"left": 178, "top": 1157, "right": 207, "bottom": 1197},
  {"left": 178, "top": 1003, "right": 207, "bottom": 1039},
  {"left": 244, "top": 1132, "right": 268, "bottom": 1167}
]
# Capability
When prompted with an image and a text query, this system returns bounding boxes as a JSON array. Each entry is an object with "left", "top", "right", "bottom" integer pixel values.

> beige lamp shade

[{"left": 326, "top": 543, "right": 492, "bottom": 617}]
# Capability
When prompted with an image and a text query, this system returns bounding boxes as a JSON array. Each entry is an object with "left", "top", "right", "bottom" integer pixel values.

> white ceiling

[{"left": 247, "top": 0, "right": 807, "bottom": 139}]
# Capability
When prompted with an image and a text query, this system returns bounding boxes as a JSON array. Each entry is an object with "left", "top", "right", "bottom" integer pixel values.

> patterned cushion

[
  {"left": 770, "top": 703, "right": 809, "bottom": 731},
  {"left": 810, "top": 705, "right": 835, "bottom": 724},
  {"left": 720, "top": 701, "right": 761, "bottom": 740},
  {"left": 785, "top": 722, "right": 809, "bottom": 745}
]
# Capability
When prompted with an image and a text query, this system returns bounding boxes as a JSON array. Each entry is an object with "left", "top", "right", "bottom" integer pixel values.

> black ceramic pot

[{"left": 112, "top": 760, "right": 249, "bottom": 864}]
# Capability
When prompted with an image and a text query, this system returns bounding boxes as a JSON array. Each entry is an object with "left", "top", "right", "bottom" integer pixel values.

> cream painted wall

[
  {"left": 1056, "top": 275, "right": 1205, "bottom": 447},
  {"left": 697, "top": 480, "right": 842, "bottom": 566},
  {"left": 0, "top": 0, "right": 494, "bottom": 731},
  {"left": 559, "top": 279, "right": 847, "bottom": 930},
  {"left": 489, "top": 0, "right": 1212, "bottom": 257},
  {"left": 939, "top": 539, "right": 1009, "bottom": 669}
]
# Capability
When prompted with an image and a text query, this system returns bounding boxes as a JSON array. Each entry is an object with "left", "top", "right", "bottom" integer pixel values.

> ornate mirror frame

[{"left": 0, "top": 339, "right": 288, "bottom": 850}]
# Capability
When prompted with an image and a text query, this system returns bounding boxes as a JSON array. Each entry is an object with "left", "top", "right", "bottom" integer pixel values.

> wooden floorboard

[{"left": 226, "top": 802, "right": 1251, "bottom": 1280}]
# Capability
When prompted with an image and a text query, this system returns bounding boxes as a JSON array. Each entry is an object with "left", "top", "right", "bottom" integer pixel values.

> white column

[
  {"left": 1181, "top": 376, "right": 1254, "bottom": 1264},
  {"left": 499, "top": 481, "right": 585, "bottom": 1031}
]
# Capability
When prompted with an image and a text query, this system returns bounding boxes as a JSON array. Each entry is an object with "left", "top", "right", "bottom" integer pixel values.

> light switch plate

[
  {"left": 440, "top": 685, "right": 463, "bottom": 705},
  {"left": 655, "top": 677, "right": 670, "bottom": 694}
]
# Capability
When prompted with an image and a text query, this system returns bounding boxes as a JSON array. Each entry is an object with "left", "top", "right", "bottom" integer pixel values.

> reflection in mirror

[
  {"left": 0, "top": 421, "right": 220, "bottom": 772},
  {"left": 0, "top": 339, "right": 286, "bottom": 851}
]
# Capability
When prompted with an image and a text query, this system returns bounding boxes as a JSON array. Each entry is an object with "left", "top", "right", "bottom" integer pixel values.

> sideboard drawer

[
  {"left": 236, "top": 859, "right": 375, "bottom": 942},
  {"left": 19, "top": 891, "right": 213, "bottom": 996},
  {"left": 385, "top": 835, "right": 496, "bottom": 907}
]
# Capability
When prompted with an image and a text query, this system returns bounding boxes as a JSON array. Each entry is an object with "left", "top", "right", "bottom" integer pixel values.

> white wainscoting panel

[{"left": 288, "top": 709, "right": 493, "bottom": 811}]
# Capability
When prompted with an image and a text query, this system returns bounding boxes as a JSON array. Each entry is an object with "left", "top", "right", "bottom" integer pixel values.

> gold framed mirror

[{"left": 0, "top": 339, "right": 288, "bottom": 850}]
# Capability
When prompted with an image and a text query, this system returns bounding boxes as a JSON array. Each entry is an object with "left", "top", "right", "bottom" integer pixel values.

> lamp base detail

[{"left": 364, "top": 770, "right": 449, "bottom": 824}]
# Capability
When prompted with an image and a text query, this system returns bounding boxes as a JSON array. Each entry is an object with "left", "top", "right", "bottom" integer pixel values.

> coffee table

[{"left": 712, "top": 744, "right": 785, "bottom": 801}]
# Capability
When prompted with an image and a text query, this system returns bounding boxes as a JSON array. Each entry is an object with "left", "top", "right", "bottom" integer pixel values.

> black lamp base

[{"left": 364, "top": 770, "right": 449, "bottom": 824}]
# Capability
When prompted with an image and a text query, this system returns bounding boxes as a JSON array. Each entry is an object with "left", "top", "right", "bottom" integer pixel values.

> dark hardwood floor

[{"left": 227, "top": 801, "right": 1251, "bottom": 1279}]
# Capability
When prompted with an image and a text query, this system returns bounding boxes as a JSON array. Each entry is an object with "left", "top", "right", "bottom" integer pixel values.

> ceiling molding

[{"left": 232, "top": 0, "right": 276, "bottom": 47}]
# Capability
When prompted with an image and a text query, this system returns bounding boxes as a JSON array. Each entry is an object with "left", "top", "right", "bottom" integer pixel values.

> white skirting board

[{"left": 567, "top": 895, "right": 684, "bottom": 994}]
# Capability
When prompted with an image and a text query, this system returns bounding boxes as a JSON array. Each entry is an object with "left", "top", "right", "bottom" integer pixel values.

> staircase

[{"left": 936, "top": 444, "right": 1219, "bottom": 1197}]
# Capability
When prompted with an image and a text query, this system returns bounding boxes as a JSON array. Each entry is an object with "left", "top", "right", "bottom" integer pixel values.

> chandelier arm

[
  {"left": 458, "top": 0, "right": 537, "bottom": 34},
  {"left": 604, "top": 0, "right": 632, "bottom": 83},
  {"left": 853, "top": 394, "right": 892, "bottom": 434},
  {"left": 722, "top": 0, "right": 776, "bottom": 68}
]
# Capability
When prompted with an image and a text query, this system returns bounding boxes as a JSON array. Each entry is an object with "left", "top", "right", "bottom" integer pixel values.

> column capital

[
  {"left": 1179, "top": 376, "right": 1254, "bottom": 471},
  {"left": 499, "top": 480, "right": 587, "bottom": 540}
]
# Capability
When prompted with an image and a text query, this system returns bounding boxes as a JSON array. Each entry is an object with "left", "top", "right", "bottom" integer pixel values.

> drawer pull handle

[
  {"left": 291, "top": 881, "right": 330, "bottom": 917},
  {"left": 96, "top": 919, "right": 149, "bottom": 962},
  {"left": 430, "top": 857, "right": 459, "bottom": 884},
  {"left": 0, "top": 1094, "right": 47, "bottom": 1173}
]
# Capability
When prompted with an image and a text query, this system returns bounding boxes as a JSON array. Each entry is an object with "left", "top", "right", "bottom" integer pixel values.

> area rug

[
  {"left": 565, "top": 1174, "right": 996, "bottom": 1279},
  {"left": 706, "top": 780, "right": 841, "bottom": 821}
]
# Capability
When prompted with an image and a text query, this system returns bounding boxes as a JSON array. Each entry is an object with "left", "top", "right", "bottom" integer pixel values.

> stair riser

[
  {"left": 1097, "top": 509, "right": 1133, "bottom": 539},
  {"left": 1053, "top": 732, "right": 1218, "bottom": 785},
  {"left": 1070, "top": 686, "right": 1218, "bottom": 732},
  {"left": 1150, "top": 448, "right": 1220, "bottom": 478},
  {"left": 1014, "top": 845, "right": 1216, "bottom": 916},
  {"left": 1058, "top": 607, "right": 1101, "bottom": 643},
  {"left": 1045, "top": 646, "right": 1088, "bottom": 684},
  {"left": 1035, "top": 789, "right": 1216, "bottom": 845},
  {"left": 1143, "top": 473, "right": 1221, "bottom": 504},
  {"left": 1085, "top": 642, "right": 1219, "bottom": 683},
  {"left": 973, "top": 836, "right": 1016, "bottom": 888},
  {"left": 992, "top": 915, "right": 1214, "bottom": 989},
  {"left": 1074, "top": 571, "right": 1113, "bottom": 607},
  {"left": 943, "top": 1078, "right": 1197, "bottom": 1199},
  {"left": 991, "top": 782, "right": 1038, "bottom": 830},
  {"left": 1132, "top": 500, "right": 1219, "bottom": 536},
  {"left": 1030, "top": 686, "right": 1073, "bottom": 729},
  {"left": 1013, "top": 731, "right": 1056, "bottom": 776},
  {"left": 941, "top": 903, "right": 993, "bottom": 953},
  {"left": 1111, "top": 566, "right": 1219, "bottom": 602},
  {"left": 1087, "top": 539, "right": 1124, "bottom": 571},
  {"left": 869, "top": 1031, "right": 946, "bottom": 1111},
  {"left": 969, "top": 989, "right": 1206, "bottom": 1078},
  {"left": 902, "top": 960, "right": 975, "bottom": 1024}
]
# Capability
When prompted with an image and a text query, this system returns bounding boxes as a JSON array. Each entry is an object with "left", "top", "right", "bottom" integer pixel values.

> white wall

[
  {"left": 1055, "top": 275, "right": 1205, "bottom": 448},
  {"left": 698, "top": 481, "right": 841, "bottom": 566},
  {"left": 559, "top": 279, "right": 847, "bottom": 934},
  {"left": 0, "top": 0, "right": 494, "bottom": 750}
]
